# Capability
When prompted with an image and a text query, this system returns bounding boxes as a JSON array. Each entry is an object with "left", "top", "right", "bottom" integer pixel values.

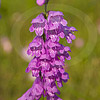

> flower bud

[{"left": 36, "top": 0, "right": 45, "bottom": 6}]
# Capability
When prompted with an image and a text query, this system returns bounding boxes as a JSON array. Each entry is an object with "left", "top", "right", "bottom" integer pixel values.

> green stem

[
  {"left": 45, "top": 4, "right": 47, "bottom": 13},
  {"left": 43, "top": 33, "right": 46, "bottom": 42},
  {"left": 44, "top": 0, "right": 49, "bottom": 13}
]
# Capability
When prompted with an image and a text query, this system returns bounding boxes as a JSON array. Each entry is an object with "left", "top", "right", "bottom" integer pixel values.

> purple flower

[
  {"left": 27, "top": 36, "right": 45, "bottom": 57},
  {"left": 45, "top": 39, "right": 71, "bottom": 61},
  {"left": 45, "top": 29, "right": 60, "bottom": 42},
  {"left": 45, "top": 40, "right": 61, "bottom": 58},
  {"left": 26, "top": 57, "right": 40, "bottom": 77},
  {"left": 59, "top": 25, "right": 77, "bottom": 43},
  {"left": 18, "top": 77, "right": 43, "bottom": 100},
  {"left": 18, "top": 9, "right": 77, "bottom": 100},
  {"left": 43, "top": 11, "right": 77, "bottom": 43},
  {"left": 45, "top": 11, "right": 67, "bottom": 30},
  {"left": 29, "top": 13, "right": 46, "bottom": 36},
  {"left": 47, "top": 94, "right": 62, "bottom": 100},
  {"left": 44, "top": 78, "right": 60, "bottom": 97},
  {"left": 37, "top": 53, "right": 51, "bottom": 73},
  {"left": 45, "top": 25, "right": 77, "bottom": 43},
  {"left": 26, "top": 52, "right": 51, "bottom": 77},
  {"left": 36, "top": 0, "right": 45, "bottom": 6},
  {"left": 45, "top": 65, "right": 69, "bottom": 88}
]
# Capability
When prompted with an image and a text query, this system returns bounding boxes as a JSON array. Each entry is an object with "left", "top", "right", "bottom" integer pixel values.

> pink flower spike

[{"left": 36, "top": 0, "right": 45, "bottom": 6}]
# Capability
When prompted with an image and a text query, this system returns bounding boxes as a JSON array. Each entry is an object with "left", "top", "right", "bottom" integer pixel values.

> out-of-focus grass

[{"left": 0, "top": 0, "right": 100, "bottom": 100}]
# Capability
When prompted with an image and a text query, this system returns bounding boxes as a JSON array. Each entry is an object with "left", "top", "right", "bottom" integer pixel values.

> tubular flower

[
  {"left": 58, "top": 25, "right": 77, "bottom": 43},
  {"left": 44, "top": 11, "right": 77, "bottom": 43},
  {"left": 36, "top": 0, "right": 45, "bottom": 6},
  {"left": 27, "top": 36, "right": 45, "bottom": 57},
  {"left": 29, "top": 13, "right": 46, "bottom": 36},
  {"left": 18, "top": 77, "right": 43, "bottom": 100},
  {"left": 46, "top": 11, "right": 67, "bottom": 30},
  {"left": 18, "top": 10, "right": 77, "bottom": 100},
  {"left": 36, "top": 0, "right": 49, "bottom": 6}
]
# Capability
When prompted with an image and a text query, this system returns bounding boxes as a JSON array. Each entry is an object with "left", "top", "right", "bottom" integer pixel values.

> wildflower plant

[{"left": 18, "top": 0, "right": 77, "bottom": 100}]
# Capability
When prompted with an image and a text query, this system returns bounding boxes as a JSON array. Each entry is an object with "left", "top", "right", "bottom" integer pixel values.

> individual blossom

[
  {"left": 46, "top": 11, "right": 67, "bottom": 30},
  {"left": 29, "top": 13, "right": 46, "bottom": 36},
  {"left": 45, "top": 29, "right": 60, "bottom": 42},
  {"left": 58, "top": 25, "right": 77, "bottom": 43},
  {"left": 26, "top": 57, "right": 40, "bottom": 77},
  {"left": 18, "top": 77, "right": 43, "bottom": 100},
  {"left": 45, "top": 65, "right": 69, "bottom": 88},
  {"left": 39, "top": 53, "right": 51, "bottom": 72},
  {"left": 36, "top": 0, "right": 45, "bottom": 6},
  {"left": 47, "top": 94, "right": 62, "bottom": 100},
  {"left": 45, "top": 40, "right": 61, "bottom": 58},
  {"left": 44, "top": 77, "right": 60, "bottom": 97},
  {"left": 45, "top": 39, "right": 71, "bottom": 61},
  {"left": 55, "top": 68, "right": 69, "bottom": 87},
  {"left": 57, "top": 46, "right": 71, "bottom": 61},
  {"left": 36, "top": 0, "right": 49, "bottom": 6},
  {"left": 27, "top": 36, "right": 45, "bottom": 57}
]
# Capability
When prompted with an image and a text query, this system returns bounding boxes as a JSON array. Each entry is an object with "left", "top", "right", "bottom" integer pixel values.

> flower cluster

[{"left": 18, "top": 11, "right": 77, "bottom": 100}]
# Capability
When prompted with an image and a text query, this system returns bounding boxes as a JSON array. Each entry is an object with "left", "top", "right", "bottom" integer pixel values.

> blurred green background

[{"left": 0, "top": 0, "right": 100, "bottom": 100}]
